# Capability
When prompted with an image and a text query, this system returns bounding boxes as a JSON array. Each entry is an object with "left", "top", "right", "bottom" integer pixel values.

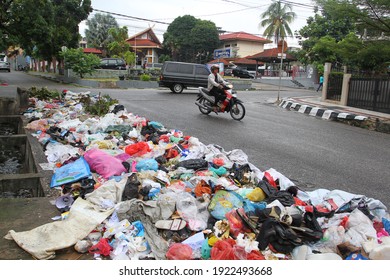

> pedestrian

[{"left": 317, "top": 75, "right": 324, "bottom": 92}]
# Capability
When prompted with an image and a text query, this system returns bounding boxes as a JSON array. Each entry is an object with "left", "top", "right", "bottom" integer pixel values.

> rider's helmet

[{"left": 210, "top": 64, "right": 220, "bottom": 71}]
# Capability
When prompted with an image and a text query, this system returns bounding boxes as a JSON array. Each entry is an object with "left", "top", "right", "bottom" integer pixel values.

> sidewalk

[
  {"left": 282, "top": 95, "right": 390, "bottom": 121},
  {"left": 279, "top": 95, "right": 390, "bottom": 133}
]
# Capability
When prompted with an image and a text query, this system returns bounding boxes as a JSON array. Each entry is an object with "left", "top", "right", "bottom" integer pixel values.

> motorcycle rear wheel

[
  {"left": 230, "top": 102, "right": 245, "bottom": 120},
  {"left": 198, "top": 98, "right": 212, "bottom": 115}
]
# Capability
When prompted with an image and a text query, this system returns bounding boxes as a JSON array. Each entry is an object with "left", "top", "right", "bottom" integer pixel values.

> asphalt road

[{"left": 1, "top": 71, "right": 389, "bottom": 209}]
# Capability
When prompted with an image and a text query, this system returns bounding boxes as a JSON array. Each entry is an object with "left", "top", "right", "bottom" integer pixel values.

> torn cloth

[{"left": 5, "top": 198, "right": 114, "bottom": 260}]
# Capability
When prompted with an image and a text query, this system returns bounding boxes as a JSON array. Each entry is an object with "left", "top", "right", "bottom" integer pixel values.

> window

[
  {"left": 166, "top": 63, "right": 179, "bottom": 72},
  {"left": 196, "top": 66, "right": 210, "bottom": 75},
  {"left": 225, "top": 44, "right": 230, "bottom": 48},
  {"left": 179, "top": 64, "right": 193, "bottom": 74},
  {"left": 109, "top": 59, "right": 117, "bottom": 65}
]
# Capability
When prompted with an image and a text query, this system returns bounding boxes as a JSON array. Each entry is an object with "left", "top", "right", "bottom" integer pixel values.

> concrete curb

[{"left": 279, "top": 99, "right": 369, "bottom": 121}]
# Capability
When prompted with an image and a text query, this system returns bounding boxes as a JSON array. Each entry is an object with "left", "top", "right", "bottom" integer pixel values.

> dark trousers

[
  {"left": 317, "top": 83, "right": 323, "bottom": 92},
  {"left": 210, "top": 87, "right": 225, "bottom": 106}
]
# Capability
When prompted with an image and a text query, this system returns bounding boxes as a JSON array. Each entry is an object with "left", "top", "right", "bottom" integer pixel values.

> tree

[
  {"left": 163, "top": 15, "right": 220, "bottom": 62},
  {"left": 60, "top": 48, "right": 100, "bottom": 78},
  {"left": 1, "top": 0, "right": 92, "bottom": 68},
  {"left": 85, "top": 13, "right": 119, "bottom": 53},
  {"left": 315, "top": 0, "right": 390, "bottom": 37},
  {"left": 259, "top": 0, "right": 296, "bottom": 43},
  {"left": 296, "top": 1, "right": 389, "bottom": 72}
]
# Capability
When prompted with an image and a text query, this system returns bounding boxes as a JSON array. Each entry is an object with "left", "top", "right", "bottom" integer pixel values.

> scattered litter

[{"left": 5, "top": 88, "right": 389, "bottom": 260}]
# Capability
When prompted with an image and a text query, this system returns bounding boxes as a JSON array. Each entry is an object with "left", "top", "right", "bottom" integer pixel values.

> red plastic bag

[
  {"left": 88, "top": 238, "right": 112, "bottom": 256},
  {"left": 125, "top": 142, "right": 151, "bottom": 157},
  {"left": 166, "top": 243, "right": 193, "bottom": 260},
  {"left": 84, "top": 148, "right": 127, "bottom": 179},
  {"left": 225, "top": 209, "right": 251, "bottom": 238},
  {"left": 211, "top": 239, "right": 236, "bottom": 260},
  {"left": 247, "top": 250, "right": 266, "bottom": 260}
]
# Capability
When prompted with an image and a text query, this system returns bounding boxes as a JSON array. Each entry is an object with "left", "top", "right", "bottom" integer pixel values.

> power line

[{"left": 92, "top": 8, "right": 170, "bottom": 25}]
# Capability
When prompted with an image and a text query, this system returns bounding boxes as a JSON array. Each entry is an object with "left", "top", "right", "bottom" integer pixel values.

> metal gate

[
  {"left": 348, "top": 78, "right": 390, "bottom": 114},
  {"left": 326, "top": 74, "right": 343, "bottom": 101}
]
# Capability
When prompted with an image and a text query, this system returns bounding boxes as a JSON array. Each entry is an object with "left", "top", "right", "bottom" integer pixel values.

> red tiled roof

[
  {"left": 126, "top": 39, "right": 161, "bottom": 48},
  {"left": 208, "top": 57, "right": 258, "bottom": 66},
  {"left": 83, "top": 48, "right": 102, "bottom": 54},
  {"left": 248, "top": 47, "right": 296, "bottom": 61},
  {"left": 219, "top": 32, "right": 272, "bottom": 43}
]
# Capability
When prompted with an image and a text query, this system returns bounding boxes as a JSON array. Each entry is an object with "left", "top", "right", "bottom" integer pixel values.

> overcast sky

[{"left": 79, "top": 0, "right": 317, "bottom": 48}]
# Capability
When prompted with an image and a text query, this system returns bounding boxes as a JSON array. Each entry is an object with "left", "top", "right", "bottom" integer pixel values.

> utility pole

[{"left": 277, "top": 3, "right": 285, "bottom": 102}]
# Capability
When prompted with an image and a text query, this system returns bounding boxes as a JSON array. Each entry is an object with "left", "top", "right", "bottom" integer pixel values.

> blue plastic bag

[
  {"left": 136, "top": 159, "right": 158, "bottom": 171},
  {"left": 50, "top": 157, "right": 91, "bottom": 188},
  {"left": 208, "top": 190, "right": 244, "bottom": 220}
]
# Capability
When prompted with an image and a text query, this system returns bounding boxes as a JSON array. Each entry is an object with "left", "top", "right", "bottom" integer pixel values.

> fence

[
  {"left": 326, "top": 73, "right": 343, "bottom": 101},
  {"left": 348, "top": 78, "right": 390, "bottom": 114}
]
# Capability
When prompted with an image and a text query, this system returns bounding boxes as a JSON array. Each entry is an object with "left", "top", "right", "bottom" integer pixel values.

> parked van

[{"left": 159, "top": 61, "right": 211, "bottom": 93}]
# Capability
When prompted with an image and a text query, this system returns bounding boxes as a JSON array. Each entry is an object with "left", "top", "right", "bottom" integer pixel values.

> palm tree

[{"left": 260, "top": 1, "right": 296, "bottom": 44}]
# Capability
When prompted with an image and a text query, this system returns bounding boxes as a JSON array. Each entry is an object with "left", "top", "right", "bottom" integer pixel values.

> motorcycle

[{"left": 195, "top": 83, "right": 246, "bottom": 121}]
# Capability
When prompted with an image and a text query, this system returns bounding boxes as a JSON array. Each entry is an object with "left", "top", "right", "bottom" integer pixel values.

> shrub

[{"left": 140, "top": 74, "right": 151, "bottom": 81}]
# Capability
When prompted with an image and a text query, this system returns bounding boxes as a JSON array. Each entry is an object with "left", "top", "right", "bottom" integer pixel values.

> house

[
  {"left": 82, "top": 48, "right": 103, "bottom": 56},
  {"left": 218, "top": 31, "right": 272, "bottom": 58},
  {"left": 248, "top": 40, "right": 297, "bottom": 77},
  {"left": 209, "top": 31, "right": 272, "bottom": 71},
  {"left": 126, "top": 27, "right": 162, "bottom": 67}
]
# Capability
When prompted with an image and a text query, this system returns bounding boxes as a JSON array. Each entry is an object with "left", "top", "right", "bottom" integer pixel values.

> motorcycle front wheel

[
  {"left": 230, "top": 102, "right": 245, "bottom": 121},
  {"left": 198, "top": 98, "right": 212, "bottom": 115}
]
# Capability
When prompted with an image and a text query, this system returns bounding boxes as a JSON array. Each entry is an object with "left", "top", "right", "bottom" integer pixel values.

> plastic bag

[
  {"left": 176, "top": 192, "right": 209, "bottom": 231},
  {"left": 208, "top": 190, "right": 244, "bottom": 220},
  {"left": 225, "top": 209, "right": 251, "bottom": 238},
  {"left": 84, "top": 148, "right": 126, "bottom": 179},
  {"left": 210, "top": 239, "right": 236, "bottom": 260},
  {"left": 246, "top": 187, "right": 266, "bottom": 202},
  {"left": 135, "top": 159, "right": 158, "bottom": 171},
  {"left": 125, "top": 142, "right": 151, "bottom": 157},
  {"left": 88, "top": 238, "right": 112, "bottom": 256},
  {"left": 176, "top": 159, "right": 208, "bottom": 170},
  {"left": 50, "top": 157, "right": 91, "bottom": 188},
  {"left": 166, "top": 243, "right": 193, "bottom": 260}
]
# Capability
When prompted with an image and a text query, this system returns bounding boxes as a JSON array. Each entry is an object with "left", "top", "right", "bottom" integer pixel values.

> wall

[{"left": 236, "top": 41, "right": 266, "bottom": 57}]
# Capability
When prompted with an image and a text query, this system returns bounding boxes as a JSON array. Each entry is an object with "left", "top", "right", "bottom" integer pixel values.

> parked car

[
  {"left": 232, "top": 68, "right": 254, "bottom": 79},
  {"left": 0, "top": 61, "right": 11, "bottom": 72},
  {"left": 99, "top": 58, "right": 126, "bottom": 70},
  {"left": 159, "top": 61, "right": 211, "bottom": 93},
  {"left": 224, "top": 67, "right": 234, "bottom": 76}
]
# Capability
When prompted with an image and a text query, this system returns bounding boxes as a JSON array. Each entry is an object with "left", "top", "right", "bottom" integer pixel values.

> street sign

[
  {"left": 277, "top": 53, "right": 286, "bottom": 59},
  {"left": 214, "top": 48, "right": 231, "bottom": 59}
]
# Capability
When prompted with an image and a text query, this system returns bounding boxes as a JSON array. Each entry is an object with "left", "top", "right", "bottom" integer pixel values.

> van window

[
  {"left": 166, "top": 63, "right": 179, "bottom": 72},
  {"left": 179, "top": 64, "right": 193, "bottom": 74},
  {"left": 196, "top": 66, "right": 209, "bottom": 75}
]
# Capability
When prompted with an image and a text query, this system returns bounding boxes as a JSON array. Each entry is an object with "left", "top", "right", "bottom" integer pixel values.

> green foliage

[
  {"left": 2, "top": 0, "right": 91, "bottom": 61},
  {"left": 60, "top": 48, "right": 101, "bottom": 78},
  {"left": 123, "top": 51, "right": 136, "bottom": 66},
  {"left": 163, "top": 15, "right": 220, "bottom": 62},
  {"left": 315, "top": 0, "right": 390, "bottom": 36},
  {"left": 85, "top": 13, "right": 119, "bottom": 52},
  {"left": 158, "top": 54, "right": 171, "bottom": 63},
  {"left": 259, "top": 1, "right": 296, "bottom": 43},
  {"left": 81, "top": 94, "right": 118, "bottom": 116},
  {"left": 140, "top": 74, "right": 151, "bottom": 81},
  {"left": 28, "top": 87, "right": 61, "bottom": 100},
  {"left": 295, "top": 1, "right": 390, "bottom": 73}
]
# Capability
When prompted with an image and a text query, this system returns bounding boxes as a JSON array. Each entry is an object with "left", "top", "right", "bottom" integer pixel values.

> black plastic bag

[
  {"left": 121, "top": 173, "right": 140, "bottom": 201},
  {"left": 176, "top": 159, "right": 208, "bottom": 170}
]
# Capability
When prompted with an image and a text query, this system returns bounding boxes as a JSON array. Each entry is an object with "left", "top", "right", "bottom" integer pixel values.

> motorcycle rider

[{"left": 208, "top": 64, "right": 228, "bottom": 112}]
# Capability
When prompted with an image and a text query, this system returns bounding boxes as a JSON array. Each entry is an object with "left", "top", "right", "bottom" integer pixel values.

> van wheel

[{"left": 171, "top": 83, "right": 183, "bottom": 94}]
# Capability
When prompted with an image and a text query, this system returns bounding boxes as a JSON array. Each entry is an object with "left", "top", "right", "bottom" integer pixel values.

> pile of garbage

[{"left": 6, "top": 89, "right": 390, "bottom": 260}]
